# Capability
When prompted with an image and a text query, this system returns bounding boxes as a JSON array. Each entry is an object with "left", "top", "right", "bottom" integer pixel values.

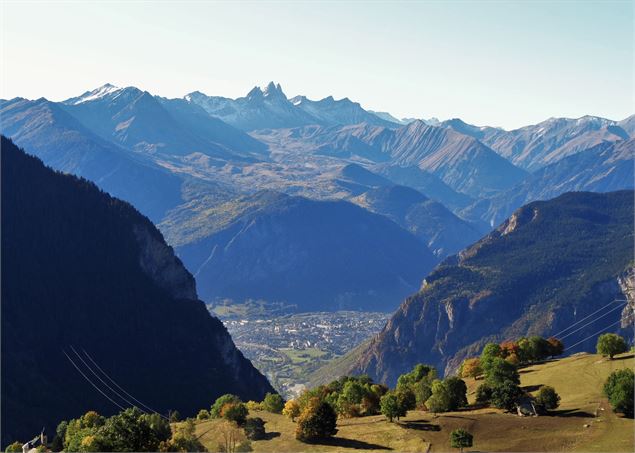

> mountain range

[
  {"left": 1, "top": 137, "right": 273, "bottom": 445},
  {"left": 1, "top": 82, "right": 633, "bottom": 313}
]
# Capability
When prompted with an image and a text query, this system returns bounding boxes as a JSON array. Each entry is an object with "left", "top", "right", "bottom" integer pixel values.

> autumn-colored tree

[
  {"left": 283, "top": 400, "right": 301, "bottom": 421},
  {"left": 295, "top": 399, "right": 338, "bottom": 442},
  {"left": 499, "top": 341, "right": 519, "bottom": 359},
  {"left": 217, "top": 420, "right": 247, "bottom": 453},
  {"left": 220, "top": 402, "right": 248, "bottom": 426},
  {"left": 460, "top": 358, "right": 482, "bottom": 379},
  {"left": 547, "top": 337, "right": 564, "bottom": 357}
]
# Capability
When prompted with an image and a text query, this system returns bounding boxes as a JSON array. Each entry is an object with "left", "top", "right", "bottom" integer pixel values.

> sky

[{"left": 1, "top": 0, "right": 633, "bottom": 129}]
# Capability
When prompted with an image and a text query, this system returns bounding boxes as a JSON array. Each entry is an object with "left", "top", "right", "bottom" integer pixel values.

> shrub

[
  {"left": 604, "top": 368, "right": 634, "bottom": 417},
  {"left": 221, "top": 403, "right": 248, "bottom": 426},
  {"left": 245, "top": 401, "right": 262, "bottom": 411},
  {"left": 597, "top": 333, "right": 628, "bottom": 359},
  {"left": 212, "top": 395, "right": 242, "bottom": 418},
  {"left": 449, "top": 428, "right": 473, "bottom": 452},
  {"left": 282, "top": 400, "right": 300, "bottom": 421},
  {"left": 244, "top": 417, "right": 266, "bottom": 440},
  {"left": 4, "top": 442, "right": 22, "bottom": 453},
  {"left": 295, "top": 400, "right": 338, "bottom": 442},
  {"left": 197, "top": 409, "right": 210, "bottom": 420},
  {"left": 535, "top": 386, "right": 560, "bottom": 411},
  {"left": 262, "top": 393, "right": 284, "bottom": 414},
  {"left": 169, "top": 410, "right": 180, "bottom": 423}
]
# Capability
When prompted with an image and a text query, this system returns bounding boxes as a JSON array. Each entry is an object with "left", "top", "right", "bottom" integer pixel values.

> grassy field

[{"left": 195, "top": 352, "right": 634, "bottom": 452}]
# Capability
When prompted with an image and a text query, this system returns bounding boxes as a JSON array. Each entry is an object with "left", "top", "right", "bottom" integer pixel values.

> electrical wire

[
  {"left": 564, "top": 312, "right": 634, "bottom": 352},
  {"left": 69, "top": 346, "right": 146, "bottom": 413},
  {"left": 80, "top": 348, "right": 166, "bottom": 419},
  {"left": 558, "top": 303, "right": 628, "bottom": 341},
  {"left": 551, "top": 299, "right": 627, "bottom": 338},
  {"left": 62, "top": 349, "right": 125, "bottom": 411}
]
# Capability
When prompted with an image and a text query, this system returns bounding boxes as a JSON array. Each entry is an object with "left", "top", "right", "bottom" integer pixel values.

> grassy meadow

[{"left": 194, "top": 352, "right": 634, "bottom": 452}]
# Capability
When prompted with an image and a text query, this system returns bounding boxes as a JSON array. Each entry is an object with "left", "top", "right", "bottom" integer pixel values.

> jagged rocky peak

[{"left": 263, "top": 81, "right": 287, "bottom": 99}]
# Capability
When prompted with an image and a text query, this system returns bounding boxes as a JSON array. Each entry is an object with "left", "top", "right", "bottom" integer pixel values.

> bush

[
  {"left": 283, "top": 400, "right": 300, "bottom": 421},
  {"left": 245, "top": 401, "right": 262, "bottom": 411},
  {"left": 604, "top": 368, "right": 634, "bottom": 417},
  {"left": 262, "top": 393, "right": 284, "bottom": 414},
  {"left": 159, "top": 419, "right": 206, "bottom": 452},
  {"left": 490, "top": 381, "right": 523, "bottom": 412},
  {"left": 197, "top": 409, "right": 211, "bottom": 420},
  {"left": 169, "top": 410, "right": 181, "bottom": 423},
  {"left": 597, "top": 333, "right": 628, "bottom": 359},
  {"left": 380, "top": 392, "right": 403, "bottom": 422},
  {"left": 4, "top": 442, "right": 22, "bottom": 453},
  {"left": 212, "top": 394, "right": 242, "bottom": 418},
  {"left": 449, "top": 428, "right": 473, "bottom": 452},
  {"left": 244, "top": 417, "right": 266, "bottom": 440},
  {"left": 535, "top": 386, "right": 560, "bottom": 411},
  {"left": 221, "top": 403, "right": 249, "bottom": 426},
  {"left": 295, "top": 400, "right": 338, "bottom": 442}
]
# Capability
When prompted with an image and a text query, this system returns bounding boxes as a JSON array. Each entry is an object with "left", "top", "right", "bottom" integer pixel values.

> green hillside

[{"left": 194, "top": 353, "right": 634, "bottom": 452}]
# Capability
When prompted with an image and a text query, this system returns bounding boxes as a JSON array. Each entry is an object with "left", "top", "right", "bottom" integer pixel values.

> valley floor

[
  {"left": 213, "top": 304, "right": 390, "bottom": 397},
  {"left": 194, "top": 353, "right": 634, "bottom": 452}
]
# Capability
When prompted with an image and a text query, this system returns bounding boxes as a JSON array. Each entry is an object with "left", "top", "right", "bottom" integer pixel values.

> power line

[
  {"left": 80, "top": 348, "right": 166, "bottom": 419},
  {"left": 559, "top": 303, "right": 628, "bottom": 341},
  {"left": 62, "top": 349, "right": 125, "bottom": 411},
  {"left": 551, "top": 299, "right": 627, "bottom": 338},
  {"left": 565, "top": 313, "right": 634, "bottom": 352},
  {"left": 69, "top": 346, "right": 146, "bottom": 413}
]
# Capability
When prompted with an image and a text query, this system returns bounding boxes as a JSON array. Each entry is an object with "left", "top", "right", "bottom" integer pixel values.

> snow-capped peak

[{"left": 69, "top": 83, "right": 121, "bottom": 104}]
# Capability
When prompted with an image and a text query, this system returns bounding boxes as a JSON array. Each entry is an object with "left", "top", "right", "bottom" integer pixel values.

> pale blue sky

[{"left": 1, "top": 1, "right": 632, "bottom": 129}]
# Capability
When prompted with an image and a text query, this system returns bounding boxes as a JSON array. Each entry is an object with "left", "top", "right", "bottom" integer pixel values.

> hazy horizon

[{"left": 2, "top": 1, "right": 633, "bottom": 129}]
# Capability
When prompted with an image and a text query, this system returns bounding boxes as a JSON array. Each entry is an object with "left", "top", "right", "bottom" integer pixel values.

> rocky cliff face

[
  {"left": 618, "top": 267, "right": 635, "bottom": 328},
  {"left": 1, "top": 137, "right": 274, "bottom": 446},
  {"left": 349, "top": 191, "right": 634, "bottom": 385}
]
